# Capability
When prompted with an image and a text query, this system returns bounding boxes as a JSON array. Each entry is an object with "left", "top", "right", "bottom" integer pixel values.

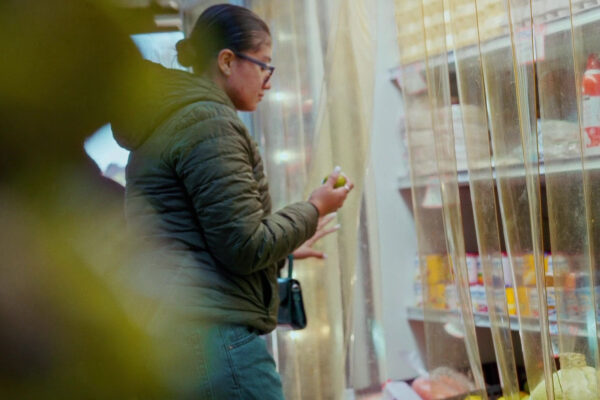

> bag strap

[{"left": 287, "top": 254, "right": 294, "bottom": 278}]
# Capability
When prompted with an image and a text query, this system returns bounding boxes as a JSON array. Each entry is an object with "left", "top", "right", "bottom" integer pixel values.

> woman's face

[{"left": 224, "top": 42, "right": 273, "bottom": 111}]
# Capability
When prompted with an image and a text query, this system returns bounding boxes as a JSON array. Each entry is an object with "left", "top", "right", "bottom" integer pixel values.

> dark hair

[{"left": 176, "top": 4, "right": 270, "bottom": 73}]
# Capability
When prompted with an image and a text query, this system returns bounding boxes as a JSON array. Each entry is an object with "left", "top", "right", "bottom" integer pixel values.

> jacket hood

[{"left": 111, "top": 60, "right": 234, "bottom": 151}]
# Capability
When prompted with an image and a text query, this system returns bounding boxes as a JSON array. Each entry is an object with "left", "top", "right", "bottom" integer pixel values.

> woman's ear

[{"left": 217, "top": 49, "right": 235, "bottom": 77}]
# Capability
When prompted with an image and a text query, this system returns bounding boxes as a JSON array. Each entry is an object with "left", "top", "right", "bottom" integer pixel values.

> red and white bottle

[{"left": 582, "top": 53, "right": 600, "bottom": 151}]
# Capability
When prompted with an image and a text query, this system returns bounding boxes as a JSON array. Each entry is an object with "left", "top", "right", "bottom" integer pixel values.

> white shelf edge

[
  {"left": 398, "top": 155, "right": 600, "bottom": 191},
  {"left": 406, "top": 306, "right": 590, "bottom": 337}
]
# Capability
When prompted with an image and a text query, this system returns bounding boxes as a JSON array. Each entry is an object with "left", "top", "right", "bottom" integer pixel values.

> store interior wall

[{"left": 369, "top": 0, "right": 419, "bottom": 381}]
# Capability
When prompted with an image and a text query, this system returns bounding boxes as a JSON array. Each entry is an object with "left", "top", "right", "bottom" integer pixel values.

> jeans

[{"left": 172, "top": 324, "right": 284, "bottom": 400}]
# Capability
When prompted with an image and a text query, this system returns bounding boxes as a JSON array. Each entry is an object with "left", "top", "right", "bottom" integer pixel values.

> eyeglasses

[{"left": 233, "top": 51, "right": 275, "bottom": 85}]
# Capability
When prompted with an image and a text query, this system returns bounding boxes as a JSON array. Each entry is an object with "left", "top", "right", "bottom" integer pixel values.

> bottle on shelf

[{"left": 582, "top": 53, "right": 600, "bottom": 153}]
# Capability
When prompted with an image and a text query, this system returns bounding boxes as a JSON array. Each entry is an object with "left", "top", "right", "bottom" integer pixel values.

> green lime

[{"left": 322, "top": 175, "right": 347, "bottom": 188}]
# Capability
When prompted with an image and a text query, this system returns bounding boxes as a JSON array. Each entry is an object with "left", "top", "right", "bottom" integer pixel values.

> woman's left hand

[{"left": 292, "top": 213, "right": 340, "bottom": 260}]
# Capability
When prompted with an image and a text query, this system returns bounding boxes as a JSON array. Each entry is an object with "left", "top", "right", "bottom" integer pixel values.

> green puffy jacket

[{"left": 113, "top": 61, "right": 318, "bottom": 333}]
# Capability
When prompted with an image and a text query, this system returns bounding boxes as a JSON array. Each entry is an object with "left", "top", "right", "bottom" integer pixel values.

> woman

[{"left": 113, "top": 4, "right": 353, "bottom": 399}]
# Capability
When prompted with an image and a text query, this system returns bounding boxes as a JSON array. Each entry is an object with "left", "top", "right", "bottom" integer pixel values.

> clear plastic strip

[
  {"left": 447, "top": 0, "right": 522, "bottom": 397},
  {"left": 474, "top": 0, "right": 556, "bottom": 397},
  {"left": 395, "top": 0, "right": 486, "bottom": 397},
  {"left": 421, "top": 0, "right": 488, "bottom": 395},
  {"left": 570, "top": 1, "right": 600, "bottom": 398},
  {"left": 504, "top": 0, "right": 557, "bottom": 398},
  {"left": 262, "top": 0, "right": 377, "bottom": 397},
  {"left": 247, "top": 0, "right": 378, "bottom": 398},
  {"left": 532, "top": 0, "right": 600, "bottom": 398}
]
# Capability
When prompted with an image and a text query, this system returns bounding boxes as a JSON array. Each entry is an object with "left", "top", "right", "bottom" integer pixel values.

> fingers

[
  {"left": 292, "top": 247, "right": 327, "bottom": 260},
  {"left": 311, "top": 167, "right": 354, "bottom": 216},
  {"left": 335, "top": 176, "right": 354, "bottom": 194},
  {"left": 328, "top": 167, "right": 353, "bottom": 194},
  {"left": 342, "top": 174, "right": 354, "bottom": 192},
  {"left": 325, "top": 165, "right": 342, "bottom": 186},
  {"left": 311, "top": 223, "right": 341, "bottom": 242},
  {"left": 309, "top": 250, "right": 326, "bottom": 259},
  {"left": 343, "top": 180, "right": 354, "bottom": 193}
]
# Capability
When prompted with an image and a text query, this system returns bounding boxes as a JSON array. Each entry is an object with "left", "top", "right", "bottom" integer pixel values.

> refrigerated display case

[{"left": 394, "top": 0, "right": 600, "bottom": 399}]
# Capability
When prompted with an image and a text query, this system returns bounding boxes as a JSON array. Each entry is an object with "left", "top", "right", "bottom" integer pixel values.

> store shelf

[
  {"left": 388, "top": 1, "right": 600, "bottom": 73},
  {"left": 397, "top": 155, "right": 600, "bottom": 190},
  {"left": 407, "top": 306, "right": 517, "bottom": 330},
  {"left": 406, "top": 306, "right": 594, "bottom": 337}
]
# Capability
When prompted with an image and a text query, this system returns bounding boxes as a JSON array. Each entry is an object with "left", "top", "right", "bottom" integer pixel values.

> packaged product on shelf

[
  {"left": 425, "top": 254, "right": 448, "bottom": 284},
  {"left": 411, "top": 366, "right": 476, "bottom": 400},
  {"left": 566, "top": 272, "right": 578, "bottom": 317},
  {"left": 520, "top": 253, "right": 536, "bottom": 286},
  {"left": 575, "top": 285, "right": 593, "bottom": 320},
  {"left": 381, "top": 380, "right": 421, "bottom": 400},
  {"left": 469, "top": 285, "right": 487, "bottom": 313},
  {"left": 540, "top": 119, "right": 582, "bottom": 159},
  {"left": 445, "top": 284, "right": 458, "bottom": 310},
  {"left": 466, "top": 253, "right": 479, "bottom": 285},
  {"left": 427, "top": 283, "right": 447, "bottom": 310},
  {"left": 490, "top": 255, "right": 505, "bottom": 286},
  {"left": 516, "top": 287, "right": 531, "bottom": 316},
  {"left": 560, "top": 272, "right": 578, "bottom": 319},
  {"left": 582, "top": 53, "right": 600, "bottom": 153},
  {"left": 528, "top": 286, "right": 540, "bottom": 317},
  {"left": 565, "top": 270, "right": 592, "bottom": 318},
  {"left": 413, "top": 256, "right": 421, "bottom": 306},
  {"left": 544, "top": 252, "right": 552, "bottom": 275},
  {"left": 546, "top": 286, "right": 556, "bottom": 318},
  {"left": 413, "top": 255, "right": 424, "bottom": 307},
  {"left": 530, "top": 352, "right": 599, "bottom": 400},
  {"left": 551, "top": 253, "right": 568, "bottom": 277},
  {"left": 476, "top": 254, "right": 483, "bottom": 285},
  {"left": 502, "top": 252, "right": 513, "bottom": 287},
  {"left": 505, "top": 287, "right": 517, "bottom": 316}
]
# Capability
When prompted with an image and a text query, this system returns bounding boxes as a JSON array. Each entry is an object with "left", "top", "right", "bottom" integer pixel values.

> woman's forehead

[
  {"left": 250, "top": 43, "right": 272, "bottom": 61},
  {"left": 250, "top": 31, "right": 272, "bottom": 52}
]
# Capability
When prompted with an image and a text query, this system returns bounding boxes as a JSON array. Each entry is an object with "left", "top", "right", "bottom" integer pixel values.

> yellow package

[
  {"left": 521, "top": 254, "right": 536, "bottom": 286},
  {"left": 517, "top": 287, "right": 530, "bottom": 316},
  {"left": 426, "top": 254, "right": 447, "bottom": 284},
  {"left": 506, "top": 287, "right": 517, "bottom": 316},
  {"left": 427, "top": 283, "right": 447, "bottom": 309}
]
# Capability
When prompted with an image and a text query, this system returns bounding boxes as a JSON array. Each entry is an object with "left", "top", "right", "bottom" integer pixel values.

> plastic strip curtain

[
  {"left": 573, "top": 2, "right": 600, "bottom": 397},
  {"left": 247, "top": 0, "right": 377, "bottom": 398},
  {"left": 576, "top": 7, "right": 600, "bottom": 393},
  {"left": 395, "top": 0, "right": 487, "bottom": 397},
  {"left": 528, "top": 0, "right": 600, "bottom": 398},
  {"left": 474, "top": 0, "right": 556, "bottom": 397},
  {"left": 243, "top": 0, "right": 316, "bottom": 209},
  {"left": 243, "top": 1, "right": 325, "bottom": 398},
  {"left": 446, "top": 0, "right": 522, "bottom": 397},
  {"left": 297, "top": 0, "right": 377, "bottom": 395},
  {"left": 573, "top": 4, "right": 600, "bottom": 396}
]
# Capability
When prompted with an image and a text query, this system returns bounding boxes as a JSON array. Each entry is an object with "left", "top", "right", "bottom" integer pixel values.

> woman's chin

[{"left": 237, "top": 103, "right": 258, "bottom": 112}]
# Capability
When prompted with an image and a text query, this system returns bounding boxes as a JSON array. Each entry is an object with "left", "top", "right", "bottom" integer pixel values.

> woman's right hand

[{"left": 308, "top": 166, "right": 354, "bottom": 216}]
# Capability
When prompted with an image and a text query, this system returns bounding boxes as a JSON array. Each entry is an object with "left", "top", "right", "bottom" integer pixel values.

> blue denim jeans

[{"left": 173, "top": 324, "right": 284, "bottom": 400}]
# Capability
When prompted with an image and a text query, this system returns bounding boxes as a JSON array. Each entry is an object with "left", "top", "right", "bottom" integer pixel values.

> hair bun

[{"left": 175, "top": 38, "right": 195, "bottom": 68}]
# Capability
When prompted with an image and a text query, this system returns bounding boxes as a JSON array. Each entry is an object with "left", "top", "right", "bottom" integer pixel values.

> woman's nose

[{"left": 263, "top": 80, "right": 272, "bottom": 90}]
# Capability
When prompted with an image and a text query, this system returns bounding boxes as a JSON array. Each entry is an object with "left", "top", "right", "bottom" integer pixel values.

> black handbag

[{"left": 277, "top": 255, "right": 307, "bottom": 330}]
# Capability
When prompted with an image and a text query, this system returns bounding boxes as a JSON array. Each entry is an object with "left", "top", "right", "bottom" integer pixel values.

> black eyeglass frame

[{"left": 233, "top": 51, "right": 275, "bottom": 85}]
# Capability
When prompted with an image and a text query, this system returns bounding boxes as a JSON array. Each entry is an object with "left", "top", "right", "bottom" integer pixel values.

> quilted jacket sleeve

[{"left": 175, "top": 117, "right": 319, "bottom": 276}]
